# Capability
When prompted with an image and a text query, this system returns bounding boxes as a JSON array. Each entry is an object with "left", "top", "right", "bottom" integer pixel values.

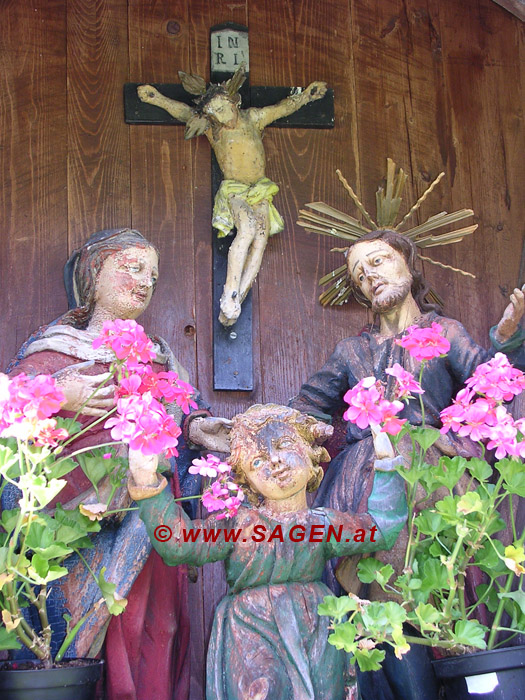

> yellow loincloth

[{"left": 212, "top": 177, "right": 285, "bottom": 238}]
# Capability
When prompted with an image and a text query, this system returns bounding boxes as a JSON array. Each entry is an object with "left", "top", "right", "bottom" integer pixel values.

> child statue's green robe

[{"left": 136, "top": 470, "right": 406, "bottom": 700}]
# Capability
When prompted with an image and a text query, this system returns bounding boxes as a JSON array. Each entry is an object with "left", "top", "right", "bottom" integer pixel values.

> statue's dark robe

[
  {"left": 289, "top": 312, "right": 524, "bottom": 700},
  {"left": 289, "top": 313, "right": 524, "bottom": 594}
]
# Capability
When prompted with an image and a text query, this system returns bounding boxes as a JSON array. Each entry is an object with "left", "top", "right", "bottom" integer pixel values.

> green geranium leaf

[
  {"left": 499, "top": 590, "right": 525, "bottom": 618},
  {"left": 97, "top": 567, "right": 127, "bottom": 615},
  {"left": 414, "top": 603, "right": 441, "bottom": 631},
  {"left": 456, "top": 492, "right": 483, "bottom": 515},
  {"left": 75, "top": 452, "right": 110, "bottom": 490},
  {"left": 54, "top": 417, "right": 83, "bottom": 436},
  {"left": 45, "top": 457, "right": 78, "bottom": 480},
  {"left": 467, "top": 458, "right": 492, "bottom": 482},
  {"left": 451, "top": 620, "right": 487, "bottom": 649},
  {"left": 318, "top": 595, "right": 358, "bottom": 620},
  {"left": 327, "top": 622, "right": 358, "bottom": 652},
  {"left": 473, "top": 541, "right": 508, "bottom": 577},
  {"left": 354, "top": 647, "right": 386, "bottom": 672},
  {"left": 1, "top": 510, "right": 20, "bottom": 537},
  {"left": 434, "top": 456, "right": 467, "bottom": 493},
  {"left": 0, "top": 623, "right": 22, "bottom": 650},
  {"left": 30, "top": 476, "right": 67, "bottom": 508},
  {"left": 361, "top": 602, "right": 389, "bottom": 631},
  {"left": 35, "top": 544, "right": 73, "bottom": 560},
  {"left": 411, "top": 427, "right": 441, "bottom": 451},
  {"left": 0, "top": 444, "right": 20, "bottom": 479},
  {"left": 357, "top": 558, "right": 383, "bottom": 584},
  {"left": 496, "top": 459, "right": 525, "bottom": 497},
  {"left": 27, "top": 553, "right": 68, "bottom": 585},
  {"left": 23, "top": 523, "right": 55, "bottom": 551},
  {"left": 420, "top": 559, "right": 449, "bottom": 592},
  {"left": 415, "top": 511, "right": 444, "bottom": 536},
  {"left": 484, "top": 512, "right": 506, "bottom": 537},
  {"left": 435, "top": 495, "right": 460, "bottom": 521},
  {"left": 383, "top": 601, "right": 407, "bottom": 627},
  {"left": 476, "top": 584, "right": 500, "bottom": 613}
]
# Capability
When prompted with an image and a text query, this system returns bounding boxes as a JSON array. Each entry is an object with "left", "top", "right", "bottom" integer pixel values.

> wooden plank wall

[{"left": 1, "top": 0, "right": 523, "bottom": 697}]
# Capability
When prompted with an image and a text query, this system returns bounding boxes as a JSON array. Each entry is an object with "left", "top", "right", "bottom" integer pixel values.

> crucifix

[{"left": 124, "top": 22, "right": 334, "bottom": 391}]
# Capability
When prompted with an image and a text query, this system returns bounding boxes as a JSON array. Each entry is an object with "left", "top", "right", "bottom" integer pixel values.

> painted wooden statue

[
  {"left": 4, "top": 228, "right": 230, "bottom": 700},
  {"left": 137, "top": 66, "right": 327, "bottom": 327},
  {"left": 127, "top": 402, "right": 407, "bottom": 700},
  {"left": 289, "top": 229, "right": 525, "bottom": 700}
]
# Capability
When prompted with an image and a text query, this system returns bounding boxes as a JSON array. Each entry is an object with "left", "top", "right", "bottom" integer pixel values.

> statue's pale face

[
  {"left": 94, "top": 246, "right": 159, "bottom": 320},
  {"left": 347, "top": 240, "right": 413, "bottom": 313},
  {"left": 241, "top": 421, "right": 313, "bottom": 502},
  {"left": 203, "top": 95, "right": 237, "bottom": 126}
]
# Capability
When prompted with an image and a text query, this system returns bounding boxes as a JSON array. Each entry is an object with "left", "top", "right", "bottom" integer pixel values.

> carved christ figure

[{"left": 137, "top": 66, "right": 327, "bottom": 326}]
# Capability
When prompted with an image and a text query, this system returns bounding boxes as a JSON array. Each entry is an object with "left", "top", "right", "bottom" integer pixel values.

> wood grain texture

[
  {"left": 0, "top": 1, "right": 524, "bottom": 698},
  {"left": 0, "top": 0, "right": 68, "bottom": 368},
  {"left": 251, "top": 0, "right": 360, "bottom": 405},
  {"left": 435, "top": 0, "right": 524, "bottom": 343},
  {"left": 128, "top": 0, "right": 198, "bottom": 380},
  {"left": 67, "top": 0, "right": 131, "bottom": 247}
]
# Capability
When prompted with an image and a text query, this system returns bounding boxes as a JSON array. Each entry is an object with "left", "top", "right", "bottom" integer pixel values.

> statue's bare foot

[{"left": 219, "top": 292, "right": 241, "bottom": 327}]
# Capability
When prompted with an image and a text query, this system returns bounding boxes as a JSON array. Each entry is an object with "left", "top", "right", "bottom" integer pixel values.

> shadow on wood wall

[{"left": 1, "top": 0, "right": 523, "bottom": 697}]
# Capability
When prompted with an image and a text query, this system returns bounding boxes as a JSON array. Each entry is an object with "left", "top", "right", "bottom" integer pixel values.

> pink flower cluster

[
  {"left": 343, "top": 377, "right": 406, "bottom": 435},
  {"left": 440, "top": 355, "right": 525, "bottom": 459},
  {"left": 396, "top": 322, "right": 450, "bottom": 361},
  {"left": 189, "top": 454, "right": 244, "bottom": 520},
  {"left": 93, "top": 319, "right": 156, "bottom": 367},
  {"left": 91, "top": 321, "right": 198, "bottom": 458},
  {"left": 0, "top": 373, "right": 68, "bottom": 446},
  {"left": 465, "top": 353, "right": 525, "bottom": 402},
  {"left": 106, "top": 393, "right": 182, "bottom": 457},
  {"left": 116, "top": 365, "right": 198, "bottom": 415},
  {"left": 385, "top": 363, "right": 424, "bottom": 400}
]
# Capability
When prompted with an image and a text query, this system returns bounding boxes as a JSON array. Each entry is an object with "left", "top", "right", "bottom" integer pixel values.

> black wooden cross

[{"left": 124, "top": 22, "right": 334, "bottom": 391}]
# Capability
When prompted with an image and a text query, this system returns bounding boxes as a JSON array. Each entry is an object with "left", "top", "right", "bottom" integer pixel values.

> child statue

[
  {"left": 127, "top": 403, "right": 407, "bottom": 700},
  {"left": 137, "top": 66, "right": 327, "bottom": 326}
]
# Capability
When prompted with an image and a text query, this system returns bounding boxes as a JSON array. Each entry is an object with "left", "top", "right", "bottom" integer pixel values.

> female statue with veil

[{"left": 5, "top": 228, "right": 230, "bottom": 700}]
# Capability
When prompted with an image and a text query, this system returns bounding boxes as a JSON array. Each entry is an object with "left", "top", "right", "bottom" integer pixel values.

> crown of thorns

[{"left": 177, "top": 63, "right": 247, "bottom": 139}]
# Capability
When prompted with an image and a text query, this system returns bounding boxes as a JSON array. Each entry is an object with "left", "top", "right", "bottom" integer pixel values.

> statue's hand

[
  {"left": 494, "top": 285, "right": 525, "bottom": 344},
  {"left": 128, "top": 448, "right": 159, "bottom": 487},
  {"left": 52, "top": 362, "right": 115, "bottom": 416},
  {"left": 188, "top": 416, "right": 233, "bottom": 453},
  {"left": 304, "top": 81, "right": 328, "bottom": 101},
  {"left": 138, "top": 84, "right": 162, "bottom": 105}
]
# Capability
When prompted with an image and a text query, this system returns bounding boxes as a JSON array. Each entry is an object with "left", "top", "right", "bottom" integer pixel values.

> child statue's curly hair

[{"left": 228, "top": 404, "right": 333, "bottom": 505}]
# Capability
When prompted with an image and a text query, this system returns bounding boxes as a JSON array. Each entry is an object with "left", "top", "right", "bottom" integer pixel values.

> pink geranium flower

[
  {"left": 344, "top": 377, "right": 406, "bottom": 435},
  {"left": 189, "top": 454, "right": 231, "bottom": 478},
  {"left": 343, "top": 377, "right": 385, "bottom": 429},
  {"left": 465, "top": 353, "right": 525, "bottom": 402},
  {"left": 440, "top": 388, "right": 475, "bottom": 434},
  {"left": 378, "top": 399, "right": 407, "bottom": 436},
  {"left": 485, "top": 406, "right": 520, "bottom": 459},
  {"left": 33, "top": 419, "right": 69, "bottom": 447},
  {"left": 455, "top": 398, "right": 496, "bottom": 442},
  {"left": 93, "top": 319, "right": 155, "bottom": 365},
  {"left": 216, "top": 495, "right": 244, "bottom": 520},
  {"left": 202, "top": 480, "right": 229, "bottom": 512},
  {"left": 385, "top": 363, "right": 424, "bottom": 400},
  {"left": 396, "top": 322, "right": 450, "bottom": 361},
  {"left": 0, "top": 373, "right": 66, "bottom": 439},
  {"left": 105, "top": 392, "right": 181, "bottom": 457}
]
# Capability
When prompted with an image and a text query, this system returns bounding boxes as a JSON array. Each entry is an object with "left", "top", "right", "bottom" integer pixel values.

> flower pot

[
  {"left": 432, "top": 646, "right": 525, "bottom": 700},
  {"left": 0, "top": 658, "right": 103, "bottom": 700}
]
